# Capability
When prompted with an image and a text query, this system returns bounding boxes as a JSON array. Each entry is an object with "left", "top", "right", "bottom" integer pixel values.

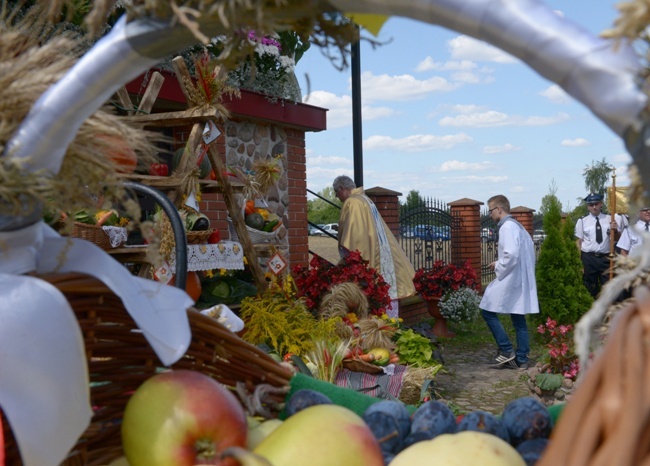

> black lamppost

[{"left": 351, "top": 36, "right": 363, "bottom": 188}]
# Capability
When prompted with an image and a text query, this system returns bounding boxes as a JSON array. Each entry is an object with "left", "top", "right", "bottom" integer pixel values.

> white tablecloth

[{"left": 170, "top": 241, "right": 245, "bottom": 271}]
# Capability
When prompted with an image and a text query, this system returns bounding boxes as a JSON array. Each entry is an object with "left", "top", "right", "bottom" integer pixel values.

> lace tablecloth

[{"left": 169, "top": 241, "right": 245, "bottom": 271}]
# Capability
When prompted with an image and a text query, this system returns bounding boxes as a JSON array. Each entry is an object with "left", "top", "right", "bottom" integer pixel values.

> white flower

[{"left": 439, "top": 287, "right": 481, "bottom": 323}]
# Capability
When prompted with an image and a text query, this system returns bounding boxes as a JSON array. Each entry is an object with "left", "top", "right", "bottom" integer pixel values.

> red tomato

[
  {"left": 149, "top": 163, "right": 169, "bottom": 176},
  {"left": 208, "top": 230, "right": 221, "bottom": 244}
]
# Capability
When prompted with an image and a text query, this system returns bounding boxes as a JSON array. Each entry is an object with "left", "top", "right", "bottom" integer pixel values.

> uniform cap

[{"left": 584, "top": 193, "right": 603, "bottom": 203}]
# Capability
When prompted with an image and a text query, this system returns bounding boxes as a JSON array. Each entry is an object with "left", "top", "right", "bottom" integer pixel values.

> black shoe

[
  {"left": 491, "top": 351, "right": 515, "bottom": 366},
  {"left": 503, "top": 359, "right": 528, "bottom": 370}
]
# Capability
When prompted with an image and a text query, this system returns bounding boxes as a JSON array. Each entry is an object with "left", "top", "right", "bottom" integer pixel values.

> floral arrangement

[
  {"left": 537, "top": 317, "right": 580, "bottom": 380},
  {"left": 413, "top": 260, "right": 480, "bottom": 301},
  {"left": 292, "top": 250, "right": 392, "bottom": 316},
  {"left": 201, "top": 30, "right": 310, "bottom": 101},
  {"left": 438, "top": 287, "right": 481, "bottom": 323}
]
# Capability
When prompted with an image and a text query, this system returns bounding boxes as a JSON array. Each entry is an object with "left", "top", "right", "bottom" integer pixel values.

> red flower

[
  {"left": 412, "top": 260, "right": 479, "bottom": 301},
  {"left": 292, "top": 250, "right": 391, "bottom": 315}
]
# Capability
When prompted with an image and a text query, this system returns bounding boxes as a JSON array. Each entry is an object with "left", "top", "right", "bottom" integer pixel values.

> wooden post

[{"left": 170, "top": 56, "right": 266, "bottom": 292}]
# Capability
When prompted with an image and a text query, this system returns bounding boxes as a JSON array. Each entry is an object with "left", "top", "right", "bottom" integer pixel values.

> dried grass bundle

[
  {"left": 399, "top": 365, "right": 443, "bottom": 405},
  {"left": 253, "top": 158, "right": 282, "bottom": 195},
  {"left": 318, "top": 282, "right": 369, "bottom": 320},
  {"left": 356, "top": 316, "right": 396, "bottom": 351},
  {"left": 0, "top": 3, "right": 159, "bottom": 226}
]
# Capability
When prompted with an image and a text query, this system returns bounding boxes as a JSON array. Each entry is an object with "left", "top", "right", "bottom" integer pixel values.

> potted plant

[{"left": 412, "top": 260, "right": 479, "bottom": 337}]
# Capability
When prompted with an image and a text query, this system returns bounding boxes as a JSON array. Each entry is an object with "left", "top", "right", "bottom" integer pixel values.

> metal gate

[
  {"left": 480, "top": 208, "right": 498, "bottom": 285},
  {"left": 399, "top": 197, "right": 457, "bottom": 271}
]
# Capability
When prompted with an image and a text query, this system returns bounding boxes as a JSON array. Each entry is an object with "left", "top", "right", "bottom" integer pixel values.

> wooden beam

[
  {"left": 138, "top": 71, "right": 165, "bottom": 114},
  {"left": 207, "top": 143, "right": 267, "bottom": 292},
  {"left": 116, "top": 88, "right": 135, "bottom": 115},
  {"left": 122, "top": 107, "right": 221, "bottom": 127}
]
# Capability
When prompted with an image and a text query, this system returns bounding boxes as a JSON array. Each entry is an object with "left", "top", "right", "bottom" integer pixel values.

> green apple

[
  {"left": 121, "top": 370, "right": 247, "bottom": 466},
  {"left": 247, "top": 419, "right": 284, "bottom": 450},
  {"left": 391, "top": 431, "right": 526, "bottom": 466}
]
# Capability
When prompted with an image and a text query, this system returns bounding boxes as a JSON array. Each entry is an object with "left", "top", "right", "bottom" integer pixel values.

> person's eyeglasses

[{"left": 488, "top": 206, "right": 499, "bottom": 214}]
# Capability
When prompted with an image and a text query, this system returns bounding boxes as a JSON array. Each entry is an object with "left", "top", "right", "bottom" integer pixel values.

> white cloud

[
  {"left": 415, "top": 57, "right": 477, "bottom": 72},
  {"left": 539, "top": 85, "right": 570, "bottom": 104},
  {"left": 303, "top": 90, "right": 395, "bottom": 129},
  {"left": 560, "top": 138, "right": 590, "bottom": 147},
  {"left": 482, "top": 143, "right": 522, "bottom": 154},
  {"left": 361, "top": 71, "right": 460, "bottom": 101},
  {"left": 439, "top": 111, "right": 570, "bottom": 127},
  {"left": 437, "top": 160, "right": 495, "bottom": 172},
  {"left": 364, "top": 133, "right": 473, "bottom": 152},
  {"left": 307, "top": 155, "right": 353, "bottom": 166},
  {"left": 447, "top": 35, "right": 518, "bottom": 64}
]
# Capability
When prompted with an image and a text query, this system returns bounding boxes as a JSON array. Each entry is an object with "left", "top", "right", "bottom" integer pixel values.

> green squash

[
  {"left": 245, "top": 213, "right": 265, "bottom": 230},
  {"left": 172, "top": 147, "right": 211, "bottom": 178}
]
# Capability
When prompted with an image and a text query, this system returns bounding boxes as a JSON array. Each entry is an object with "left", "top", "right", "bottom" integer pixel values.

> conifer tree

[{"left": 535, "top": 192, "right": 593, "bottom": 324}]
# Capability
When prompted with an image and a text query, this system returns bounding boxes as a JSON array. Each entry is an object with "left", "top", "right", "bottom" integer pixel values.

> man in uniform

[
  {"left": 575, "top": 192, "right": 625, "bottom": 298},
  {"left": 617, "top": 207, "right": 650, "bottom": 257}
]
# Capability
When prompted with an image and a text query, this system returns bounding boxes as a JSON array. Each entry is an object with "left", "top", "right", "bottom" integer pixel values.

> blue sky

[{"left": 295, "top": 0, "right": 634, "bottom": 212}]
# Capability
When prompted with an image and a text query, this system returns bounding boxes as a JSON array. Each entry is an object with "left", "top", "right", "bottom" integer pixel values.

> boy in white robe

[{"left": 480, "top": 195, "right": 540, "bottom": 370}]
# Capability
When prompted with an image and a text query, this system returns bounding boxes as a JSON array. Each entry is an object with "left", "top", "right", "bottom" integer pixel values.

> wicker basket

[
  {"left": 186, "top": 229, "right": 213, "bottom": 244},
  {"left": 227, "top": 217, "right": 278, "bottom": 243},
  {"left": 1, "top": 272, "right": 293, "bottom": 466},
  {"left": 70, "top": 222, "right": 126, "bottom": 250}
]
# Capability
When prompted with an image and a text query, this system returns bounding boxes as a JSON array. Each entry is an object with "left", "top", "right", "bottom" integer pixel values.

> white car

[
  {"left": 312, "top": 223, "right": 338, "bottom": 237},
  {"left": 533, "top": 229, "right": 547, "bottom": 243}
]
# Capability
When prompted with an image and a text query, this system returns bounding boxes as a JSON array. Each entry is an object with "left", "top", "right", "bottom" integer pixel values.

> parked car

[
  {"left": 412, "top": 224, "right": 451, "bottom": 241},
  {"left": 400, "top": 225, "right": 415, "bottom": 238},
  {"left": 312, "top": 223, "right": 338, "bottom": 237},
  {"left": 481, "top": 227, "right": 496, "bottom": 242},
  {"left": 308, "top": 225, "right": 320, "bottom": 236},
  {"left": 533, "top": 229, "right": 547, "bottom": 243}
]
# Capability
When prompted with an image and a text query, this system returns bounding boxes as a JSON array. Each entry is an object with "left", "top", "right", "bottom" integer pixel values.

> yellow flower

[
  {"left": 205, "top": 270, "right": 215, "bottom": 278},
  {"left": 346, "top": 312, "right": 359, "bottom": 323}
]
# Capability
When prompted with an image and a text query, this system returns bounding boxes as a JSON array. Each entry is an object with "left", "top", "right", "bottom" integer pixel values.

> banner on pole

[{"left": 607, "top": 186, "right": 629, "bottom": 214}]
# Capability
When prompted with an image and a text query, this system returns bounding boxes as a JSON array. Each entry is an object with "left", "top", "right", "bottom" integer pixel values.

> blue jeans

[{"left": 481, "top": 309, "right": 530, "bottom": 364}]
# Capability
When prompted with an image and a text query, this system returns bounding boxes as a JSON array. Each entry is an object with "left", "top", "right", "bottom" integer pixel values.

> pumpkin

[
  {"left": 97, "top": 134, "right": 137, "bottom": 174},
  {"left": 169, "top": 271, "right": 202, "bottom": 302}
]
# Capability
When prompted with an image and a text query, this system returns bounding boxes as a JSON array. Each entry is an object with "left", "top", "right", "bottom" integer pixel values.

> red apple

[{"left": 121, "top": 369, "right": 247, "bottom": 466}]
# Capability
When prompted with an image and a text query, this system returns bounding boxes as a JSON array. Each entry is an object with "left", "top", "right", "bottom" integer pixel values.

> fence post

[
  {"left": 511, "top": 206, "right": 535, "bottom": 236},
  {"left": 448, "top": 198, "right": 483, "bottom": 291}
]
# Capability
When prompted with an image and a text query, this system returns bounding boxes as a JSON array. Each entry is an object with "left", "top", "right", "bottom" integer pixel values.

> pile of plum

[{"left": 286, "top": 390, "right": 553, "bottom": 466}]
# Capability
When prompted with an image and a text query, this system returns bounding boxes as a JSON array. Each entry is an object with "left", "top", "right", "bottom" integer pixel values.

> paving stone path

[{"left": 434, "top": 343, "right": 532, "bottom": 415}]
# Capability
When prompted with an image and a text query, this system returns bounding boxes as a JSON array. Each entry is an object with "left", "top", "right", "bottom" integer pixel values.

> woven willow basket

[
  {"left": 537, "top": 285, "right": 650, "bottom": 466},
  {"left": 70, "top": 223, "right": 126, "bottom": 250},
  {"left": 1, "top": 272, "right": 292, "bottom": 466}
]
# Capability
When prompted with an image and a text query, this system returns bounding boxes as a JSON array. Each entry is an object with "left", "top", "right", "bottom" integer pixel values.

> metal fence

[
  {"left": 398, "top": 197, "right": 457, "bottom": 271},
  {"left": 480, "top": 208, "right": 499, "bottom": 285}
]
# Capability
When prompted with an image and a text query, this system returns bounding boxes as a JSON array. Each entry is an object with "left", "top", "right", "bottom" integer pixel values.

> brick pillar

[
  {"left": 511, "top": 206, "right": 535, "bottom": 237},
  {"left": 449, "top": 198, "right": 483, "bottom": 291},
  {"left": 286, "top": 128, "right": 309, "bottom": 268},
  {"left": 365, "top": 186, "right": 402, "bottom": 235}
]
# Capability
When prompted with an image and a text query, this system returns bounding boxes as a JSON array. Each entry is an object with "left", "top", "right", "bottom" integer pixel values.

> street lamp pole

[{"left": 351, "top": 35, "right": 363, "bottom": 188}]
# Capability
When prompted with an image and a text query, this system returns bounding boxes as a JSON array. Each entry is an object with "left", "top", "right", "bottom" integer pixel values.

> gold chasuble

[{"left": 338, "top": 188, "right": 416, "bottom": 304}]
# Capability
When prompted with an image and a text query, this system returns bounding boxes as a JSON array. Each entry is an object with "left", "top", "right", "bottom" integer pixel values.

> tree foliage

[
  {"left": 582, "top": 158, "right": 613, "bottom": 213},
  {"left": 307, "top": 186, "right": 341, "bottom": 225},
  {"left": 400, "top": 190, "right": 425, "bottom": 225},
  {"left": 535, "top": 189, "right": 593, "bottom": 324}
]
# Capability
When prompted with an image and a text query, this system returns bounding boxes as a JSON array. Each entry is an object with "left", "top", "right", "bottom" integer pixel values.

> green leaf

[{"left": 535, "top": 373, "right": 564, "bottom": 391}]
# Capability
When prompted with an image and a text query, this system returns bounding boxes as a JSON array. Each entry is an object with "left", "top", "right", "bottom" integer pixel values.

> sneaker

[
  {"left": 492, "top": 351, "right": 516, "bottom": 366},
  {"left": 516, "top": 360, "right": 529, "bottom": 371}
]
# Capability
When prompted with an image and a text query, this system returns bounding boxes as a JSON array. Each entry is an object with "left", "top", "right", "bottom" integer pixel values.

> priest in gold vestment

[{"left": 333, "top": 176, "right": 416, "bottom": 317}]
